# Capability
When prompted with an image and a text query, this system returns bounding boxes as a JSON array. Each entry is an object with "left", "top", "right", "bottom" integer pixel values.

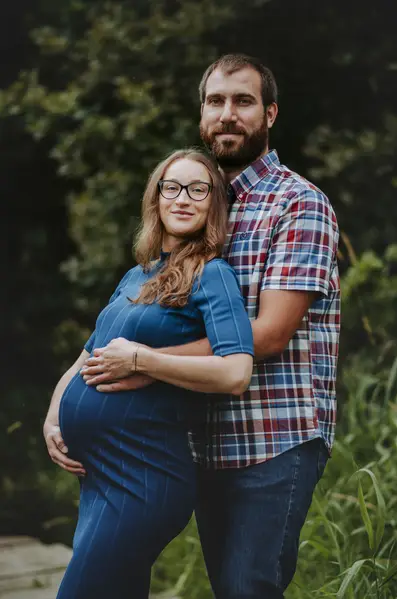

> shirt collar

[{"left": 229, "top": 149, "right": 280, "bottom": 199}]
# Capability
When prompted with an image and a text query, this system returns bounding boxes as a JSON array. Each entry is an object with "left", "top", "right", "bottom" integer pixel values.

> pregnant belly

[{"left": 59, "top": 373, "right": 195, "bottom": 464}]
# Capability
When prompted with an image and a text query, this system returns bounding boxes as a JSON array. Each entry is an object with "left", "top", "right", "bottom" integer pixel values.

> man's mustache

[{"left": 211, "top": 124, "right": 246, "bottom": 135}]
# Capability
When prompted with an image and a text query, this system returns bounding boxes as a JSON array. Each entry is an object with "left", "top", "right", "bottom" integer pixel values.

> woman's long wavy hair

[{"left": 133, "top": 148, "right": 228, "bottom": 308}]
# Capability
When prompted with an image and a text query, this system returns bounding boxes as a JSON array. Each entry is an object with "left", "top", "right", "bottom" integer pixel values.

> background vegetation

[{"left": 1, "top": 0, "right": 397, "bottom": 596}]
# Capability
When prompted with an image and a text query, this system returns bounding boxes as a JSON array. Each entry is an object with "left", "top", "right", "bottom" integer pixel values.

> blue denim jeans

[{"left": 195, "top": 438, "right": 329, "bottom": 599}]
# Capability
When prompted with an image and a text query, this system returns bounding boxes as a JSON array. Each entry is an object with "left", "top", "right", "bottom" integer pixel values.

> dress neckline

[{"left": 159, "top": 249, "right": 170, "bottom": 262}]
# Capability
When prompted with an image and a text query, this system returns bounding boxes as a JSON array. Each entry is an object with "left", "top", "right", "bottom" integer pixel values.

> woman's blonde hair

[{"left": 133, "top": 148, "right": 228, "bottom": 308}]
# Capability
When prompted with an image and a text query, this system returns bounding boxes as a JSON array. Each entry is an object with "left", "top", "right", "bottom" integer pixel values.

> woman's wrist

[
  {"left": 135, "top": 346, "right": 152, "bottom": 375},
  {"left": 43, "top": 416, "right": 59, "bottom": 434}
]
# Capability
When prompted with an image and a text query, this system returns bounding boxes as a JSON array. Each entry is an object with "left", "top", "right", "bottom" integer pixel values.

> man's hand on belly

[
  {"left": 81, "top": 338, "right": 154, "bottom": 392},
  {"left": 95, "top": 374, "right": 154, "bottom": 393}
]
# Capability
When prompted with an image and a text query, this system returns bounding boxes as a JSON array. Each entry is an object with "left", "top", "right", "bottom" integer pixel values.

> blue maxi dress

[{"left": 56, "top": 256, "right": 253, "bottom": 599}]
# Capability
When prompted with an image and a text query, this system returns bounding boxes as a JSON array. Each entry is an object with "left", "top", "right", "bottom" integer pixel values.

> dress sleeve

[
  {"left": 84, "top": 331, "right": 97, "bottom": 354},
  {"left": 261, "top": 188, "right": 339, "bottom": 296},
  {"left": 83, "top": 268, "right": 134, "bottom": 354},
  {"left": 192, "top": 260, "right": 254, "bottom": 357}
]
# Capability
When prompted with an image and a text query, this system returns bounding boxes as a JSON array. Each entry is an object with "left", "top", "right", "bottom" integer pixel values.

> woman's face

[{"left": 159, "top": 158, "right": 213, "bottom": 251}]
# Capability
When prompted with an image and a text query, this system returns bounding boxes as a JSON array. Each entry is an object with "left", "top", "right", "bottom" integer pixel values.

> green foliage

[
  {"left": 305, "top": 116, "right": 397, "bottom": 255},
  {"left": 338, "top": 246, "right": 397, "bottom": 417}
]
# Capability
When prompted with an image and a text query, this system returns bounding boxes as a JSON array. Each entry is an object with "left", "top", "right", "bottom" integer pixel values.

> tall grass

[{"left": 151, "top": 358, "right": 397, "bottom": 599}]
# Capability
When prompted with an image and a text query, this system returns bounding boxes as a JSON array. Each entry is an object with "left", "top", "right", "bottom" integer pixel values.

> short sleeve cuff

[
  {"left": 214, "top": 344, "right": 255, "bottom": 358},
  {"left": 261, "top": 278, "right": 329, "bottom": 296},
  {"left": 84, "top": 332, "right": 96, "bottom": 354}
]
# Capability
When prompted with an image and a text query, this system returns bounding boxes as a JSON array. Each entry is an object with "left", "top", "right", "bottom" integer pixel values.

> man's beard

[{"left": 200, "top": 119, "right": 268, "bottom": 169}]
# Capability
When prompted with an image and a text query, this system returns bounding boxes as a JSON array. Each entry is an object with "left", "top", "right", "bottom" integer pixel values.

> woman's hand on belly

[{"left": 43, "top": 419, "right": 86, "bottom": 476}]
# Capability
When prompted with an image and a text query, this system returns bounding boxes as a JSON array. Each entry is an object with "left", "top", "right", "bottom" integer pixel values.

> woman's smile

[{"left": 171, "top": 210, "right": 194, "bottom": 218}]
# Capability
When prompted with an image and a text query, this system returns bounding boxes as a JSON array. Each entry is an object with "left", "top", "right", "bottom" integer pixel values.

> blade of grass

[
  {"left": 336, "top": 559, "right": 373, "bottom": 598},
  {"left": 358, "top": 479, "right": 374, "bottom": 550},
  {"left": 352, "top": 468, "right": 386, "bottom": 555}
]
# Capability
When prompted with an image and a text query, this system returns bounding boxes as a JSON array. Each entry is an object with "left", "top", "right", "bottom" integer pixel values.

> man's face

[{"left": 200, "top": 67, "right": 268, "bottom": 169}]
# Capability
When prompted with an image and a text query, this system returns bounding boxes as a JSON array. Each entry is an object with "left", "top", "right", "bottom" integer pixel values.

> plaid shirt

[{"left": 191, "top": 150, "right": 340, "bottom": 469}]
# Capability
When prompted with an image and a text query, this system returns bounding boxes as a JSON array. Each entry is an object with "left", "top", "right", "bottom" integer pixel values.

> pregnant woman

[{"left": 43, "top": 148, "right": 254, "bottom": 599}]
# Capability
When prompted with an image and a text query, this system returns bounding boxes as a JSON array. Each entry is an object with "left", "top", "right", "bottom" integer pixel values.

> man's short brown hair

[{"left": 199, "top": 53, "right": 278, "bottom": 108}]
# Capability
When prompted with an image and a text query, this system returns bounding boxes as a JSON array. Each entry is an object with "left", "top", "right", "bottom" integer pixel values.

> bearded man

[{"left": 48, "top": 54, "right": 340, "bottom": 598}]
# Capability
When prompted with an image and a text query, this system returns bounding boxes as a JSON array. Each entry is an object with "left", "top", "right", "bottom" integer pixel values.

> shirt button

[{"left": 240, "top": 232, "right": 248, "bottom": 240}]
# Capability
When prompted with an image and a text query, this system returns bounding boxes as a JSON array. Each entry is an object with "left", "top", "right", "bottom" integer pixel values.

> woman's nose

[{"left": 175, "top": 189, "right": 191, "bottom": 204}]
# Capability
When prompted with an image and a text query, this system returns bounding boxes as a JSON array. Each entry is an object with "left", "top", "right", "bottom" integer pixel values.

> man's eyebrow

[
  {"left": 233, "top": 93, "right": 257, "bottom": 100},
  {"left": 205, "top": 92, "right": 257, "bottom": 101},
  {"left": 205, "top": 93, "right": 224, "bottom": 100}
]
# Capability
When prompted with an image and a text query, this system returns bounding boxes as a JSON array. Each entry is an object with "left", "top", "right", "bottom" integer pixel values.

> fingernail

[{"left": 61, "top": 446, "right": 68, "bottom": 453}]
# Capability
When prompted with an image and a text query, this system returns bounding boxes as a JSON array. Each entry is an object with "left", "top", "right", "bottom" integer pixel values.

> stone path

[
  {"left": 0, "top": 536, "right": 178, "bottom": 598},
  {"left": 0, "top": 536, "right": 71, "bottom": 598}
]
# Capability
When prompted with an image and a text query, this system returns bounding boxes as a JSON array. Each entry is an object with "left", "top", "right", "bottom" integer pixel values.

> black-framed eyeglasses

[{"left": 158, "top": 180, "right": 212, "bottom": 202}]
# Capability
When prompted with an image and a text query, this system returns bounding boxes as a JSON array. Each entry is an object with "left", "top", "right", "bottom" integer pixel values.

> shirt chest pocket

[{"left": 229, "top": 213, "right": 274, "bottom": 262}]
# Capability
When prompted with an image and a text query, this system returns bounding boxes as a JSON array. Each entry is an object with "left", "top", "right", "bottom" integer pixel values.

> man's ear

[
  {"left": 200, "top": 103, "right": 204, "bottom": 116},
  {"left": 267, "top": 103, "right": 278, "bottom": 129}
]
